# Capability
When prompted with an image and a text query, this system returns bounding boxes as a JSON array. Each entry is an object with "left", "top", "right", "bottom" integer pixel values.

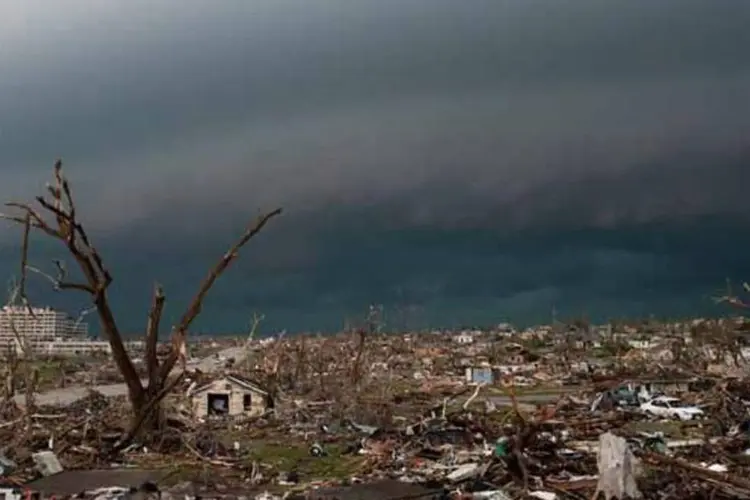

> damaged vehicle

[{"left": 640, "top": 396, "right": 704, "bottom": 421}]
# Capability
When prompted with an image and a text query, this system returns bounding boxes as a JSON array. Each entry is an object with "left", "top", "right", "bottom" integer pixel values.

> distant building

[
  {"left": 0, "top": 305, "right": 142, "bottom": 356},
  {"left": 627, "top": 339, "right": 655, "bottom": 350},
  {"left": 495, "top": 323, "right": 516, "bottom": 337},
  {"left": 454, "top": 333, "right": 474, "bottom": 345},
  {"left": 0, "top": 306, "right": 88, "bottom": 340},
  {"left": 465, "top": 366, "right": 494, "bottom": 384}
]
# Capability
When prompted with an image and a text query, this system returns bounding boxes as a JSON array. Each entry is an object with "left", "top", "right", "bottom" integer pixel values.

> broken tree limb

[
  {"left": 463, "top": 382, "right": 486, "bottom": 410},
  {"left": 7, "top": 164, "right": 145, "bottom": 406},
  {"left": 17, "top": 212, "right": 31, "bottom": 311},
  {"left": 157, "top": 207, "right": 282, "bottom": 381},
  {"left": 244, "top": 311, "right": 264, "bottom": 349},
  {"left": 145, "top": 283, "right": 165, "bottom": 388},
  {"left": 5, "top": 214, "right": 34, "bottom": 359},
  {"left": 643, "top": 452, "right": 750, "bottom": 497}
]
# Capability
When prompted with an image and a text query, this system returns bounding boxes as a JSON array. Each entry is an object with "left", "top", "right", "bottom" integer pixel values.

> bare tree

[
  {"left": 2, "top": 213, "right": 43, "bottom": 418},
  {"left": 713, "top": 281, "right": 750, "bottom": 365},
  {"left": 244, "top": 312, "right": 265, "bottom": 350},
  {"left": 0, "top": 160, "right": 281, "bottom": 443},
  {"left": 715, "top": 280, "right": 750, "bottom": 310},
  {"left": 350, "top": 304, "right": 383, "bottom": 385}
]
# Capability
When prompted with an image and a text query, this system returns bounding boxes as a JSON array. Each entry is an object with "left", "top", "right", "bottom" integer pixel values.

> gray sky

[
  {"left": 1, "top": 1, "right": 749, "bottom": 330},
  {"left": 1, "top": 0, "right": 749, "bottom": 241}
]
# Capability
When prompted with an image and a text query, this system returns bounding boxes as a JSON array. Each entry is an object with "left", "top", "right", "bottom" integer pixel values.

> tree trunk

[
  {"left": 131, "top": 393, "right": 164, "bottom": 437},
  {"left": 114, "top": 378, "right": 175, "bottom": 452}
]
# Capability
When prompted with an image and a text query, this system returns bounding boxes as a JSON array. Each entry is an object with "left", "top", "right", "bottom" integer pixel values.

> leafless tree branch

[{"left": 157, "top": 208, "right": 282, "bottom": 382}]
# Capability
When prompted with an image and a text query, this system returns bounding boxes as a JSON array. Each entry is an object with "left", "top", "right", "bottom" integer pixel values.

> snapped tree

[{"left": 0, "top": 160, "right": 281, "bottom": 446}]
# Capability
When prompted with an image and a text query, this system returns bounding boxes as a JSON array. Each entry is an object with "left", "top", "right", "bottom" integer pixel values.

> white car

[{"left": 640, "top": 396, "right": 704, "bottom": 421}]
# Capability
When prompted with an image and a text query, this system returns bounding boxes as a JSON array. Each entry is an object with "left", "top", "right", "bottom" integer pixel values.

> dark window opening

[
  {"left": 243, "top": 394, "right": 252, "bottom": 410},
  {"left": 207, "top": 393, "right": 229, "bottom": 415}
]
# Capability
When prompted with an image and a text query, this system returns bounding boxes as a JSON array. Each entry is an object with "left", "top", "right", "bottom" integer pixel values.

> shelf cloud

[{"left": 1, "top": 0, "right": 748, "bottom": 330}]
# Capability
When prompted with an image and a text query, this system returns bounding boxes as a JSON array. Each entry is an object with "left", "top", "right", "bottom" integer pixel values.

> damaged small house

[{"left": 189, "top": 374, "right": 272, "bottom": 418}]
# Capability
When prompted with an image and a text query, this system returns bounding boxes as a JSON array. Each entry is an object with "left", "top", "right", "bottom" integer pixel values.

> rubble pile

[
  {"left": 0, "top": 378, "right": 750, "bottom": 499},
  {"left": 2, "top": 319, "right": 750, "bottom": 499}
]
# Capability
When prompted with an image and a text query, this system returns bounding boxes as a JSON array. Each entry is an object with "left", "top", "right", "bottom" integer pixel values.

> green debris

[{"left": 494, "top": 437, "right": 509, "bottom": 457}]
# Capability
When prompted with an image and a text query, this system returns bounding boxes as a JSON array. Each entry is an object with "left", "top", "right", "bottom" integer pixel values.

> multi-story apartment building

[
  {"left": 0, "top": 305, "right": 144, "bottom": 356},
  {"left": 0, "top": 306, "right": 88, "bottom": 340}
]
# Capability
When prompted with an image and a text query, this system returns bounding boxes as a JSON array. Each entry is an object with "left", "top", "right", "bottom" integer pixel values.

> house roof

[{"left": 189, "top": 373, "right": 269, "bottom": 396}]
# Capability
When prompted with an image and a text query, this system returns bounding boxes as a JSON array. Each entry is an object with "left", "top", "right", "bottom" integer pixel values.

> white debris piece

[
  {"left": 253, "top": 493, "right": 283, "bottom": 500},
  {"left": 32, "top": 450, "right": 63, "bottom": 477},
  {"left": 471, "top": 490, "right": 512, "bottom": 499},
  {"left": 594, "top": 432, "right": 642, "bottom": 500},
  {"left": 529, "top": 492, "right": 557, "bottom": 500},
  {"left": 87, "top": 486, "right": 130, "bottom": 500},
  {"left": 447, "top": 463, "right": 481, "bottom": 482},
  {"left": 702, "top": 463, "right": 729, "bottom": 473},
  {"left": 0, "top": 488, "right": 21, "bottom": 500}
]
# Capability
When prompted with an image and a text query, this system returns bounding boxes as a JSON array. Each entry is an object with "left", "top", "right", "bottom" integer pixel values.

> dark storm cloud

[
  {"left": 1, "top": 1, "right": 749, "bottom": 331},
  {"left": 1, "top": 0, "right": 749, "bottom": 237}
]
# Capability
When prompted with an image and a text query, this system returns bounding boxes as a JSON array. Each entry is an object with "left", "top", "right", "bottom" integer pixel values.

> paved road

[
  {"left": 16, "top": 381, "right": 143, "bottom": 407},
  {"left": 14, "top": 345, "right": 248, "bottom": 407},
  {"left": 487, "top": 393, "right": 563, "bottom": 406}
]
